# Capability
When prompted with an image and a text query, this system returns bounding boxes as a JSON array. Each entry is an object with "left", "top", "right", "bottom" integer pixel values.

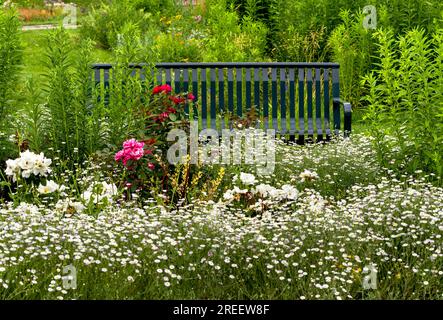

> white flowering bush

[
  {"left": 1, "top": 150, "right": 121, "bottom": 215},
  {"left": 222, "top": 172, "right": 299, "bottom": 215}
]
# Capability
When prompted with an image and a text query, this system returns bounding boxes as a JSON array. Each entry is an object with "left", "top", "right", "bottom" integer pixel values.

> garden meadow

[{"left": 0, "top": 0, "right": 442, "bottom": 300}]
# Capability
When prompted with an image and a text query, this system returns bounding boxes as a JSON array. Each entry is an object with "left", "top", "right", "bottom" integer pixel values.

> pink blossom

[{"left": 115, "top": 139, "right": 145, "bottom": 166}]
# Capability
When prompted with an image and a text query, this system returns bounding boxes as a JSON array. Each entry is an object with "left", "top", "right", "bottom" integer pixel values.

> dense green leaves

[{"left": 362, "top": 29, "right": 443, "bottom": 180}]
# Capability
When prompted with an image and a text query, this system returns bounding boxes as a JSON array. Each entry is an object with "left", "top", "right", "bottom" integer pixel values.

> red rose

[
  {"left": 153, "top": 84, "right": 172, "bottom": 95},
  {"left": 148, "top": 163, "right": 155, "bottom": 170},
  {"left": 170, "top": 96, "right": 186, "bottom": 104},
  {"left": 155, "top": 112, "right": 170, "bottom": 123},
  {"left": 187, "top": 93, "right": 195, "bottom": 101},
  {"left": 166, "top": 107, "right": 177, "bottom": 114}
]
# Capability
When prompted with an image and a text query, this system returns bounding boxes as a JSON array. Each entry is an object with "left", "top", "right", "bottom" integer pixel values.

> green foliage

[
  {"left": 43, "top": 28, "right": 78, "bottom": 161},
  {"left": 0, "top": 8, "right": 22, "bottom": 162},
  {"left": 203, "top": 0, "right": 268, "bottom": 62},
  {"left": 80, "top": 0, "right": 153, "bottom": 49},
  {"left": 42, "top": 28, "right": 109, "bottom": 165},
  {"left": 20, "top": 77, "right": 46, "bottom": 153},
  {"left": 268, "top": 0, "right": 365, "bottom": 61},
  {"left": 377, "top": 0, "right": 443, "bottom": 35},
  {"left": 329, "top": 10, "right": 375, "bottom": 108},
  {"left": 362, "top": 28, "right": 443, "bottom": 180},
  {"left": 132, "top": 0, "right": 179, "bottom": 15},
  {"left": 149, "top": 13, "right": 204, "bottom": 62},
  {"left": 272, "top": 25, "right": 327, "bottom": 62},
  {"left": 104, "top": 23, "right": 148, "bottom": 148}
]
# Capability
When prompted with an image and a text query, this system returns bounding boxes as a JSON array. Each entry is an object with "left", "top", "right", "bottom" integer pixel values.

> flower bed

[{"left": 0, "top": 135, "right": 441, "bottom": 299}]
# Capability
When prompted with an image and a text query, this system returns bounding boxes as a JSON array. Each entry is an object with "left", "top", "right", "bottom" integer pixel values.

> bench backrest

[{"left": 92, "top": 62, "right": 345, "bottom": 139}]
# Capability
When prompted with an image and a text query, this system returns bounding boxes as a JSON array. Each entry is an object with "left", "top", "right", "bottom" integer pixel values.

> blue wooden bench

[{"left": 92, "top": 62, "right": 351, "bottom": 143}]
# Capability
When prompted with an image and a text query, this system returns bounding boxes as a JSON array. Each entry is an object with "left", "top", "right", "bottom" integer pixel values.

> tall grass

[{"left": 0, "top": 8, "right": 22, "bottom": 161}]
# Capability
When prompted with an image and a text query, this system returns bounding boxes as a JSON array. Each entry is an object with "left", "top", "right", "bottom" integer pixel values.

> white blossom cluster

[
  {"left": 81, "top": 181, "right": 119, "bottom": 205},
  {"left": 5, "top": 150, "right": 52, "bottom": 182}
]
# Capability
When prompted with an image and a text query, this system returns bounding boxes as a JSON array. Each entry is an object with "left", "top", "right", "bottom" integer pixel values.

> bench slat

[
  {"left": 245, "top": 68, "right": 251, "bottom": 111},
  {"left": 139, "top": 68, "right": 146, "bottom": 81},
  {"left": 280, "top": 68, "right": 287, "bottom": 135},
  {"left": 201, "top": 68, "right": 207, "bottom": 129},
  {"left": 236, "top": 68, "right": 242, "bottom": 117},
  {"left": 165, "top": 68, "right": 171, "bottom": 86},
  {"left": 192, "top": 68, "right": 199, "bottom": 120},
  {"left": 298, "top": 69, "right": 305, "bottom": 138},
  {"left": 262, "top": 68, "right": 269, "bottom": 130},
  {"left": 174, "top": 68, "right": 181, "bottom": 94},
  {"left": 271, "top": 68, "right": 278, "bottom": 132},
  {"left": 94, "top": 68, "right": 101, "bottom": 83},
  {"left": 156, "top": 68, "right": 162, "bottom": 85},
  {"left": 306, "top": 68, "right": 314, "bottom": 136},
  {"left": 218, "top": 68, "right": 225, "bottom": 130},
  {"left": 253, "top": 68, "right": 260, "bottom": 121},
  {"left": 183, "top": 68, "right": 189, "bottom": 114},
  {"left": 227, "top": 68, "right": 234, "bottom": 117},
  {"left": 289, "top": 68, "right": 296, "bottom": 135},
  {"left": 210, "top": 68, "right": 217, "bottom": 130},
  {"left": 323, "top": 69, "right": 331, "bottom": 137},
  {"left": 315, "top": 68, "right": 323, "bottom": 137}
]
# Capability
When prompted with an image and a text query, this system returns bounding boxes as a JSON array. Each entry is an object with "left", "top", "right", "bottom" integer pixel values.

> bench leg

[{"left": 297, "top": 135, "right": 305, "bottom": 145}]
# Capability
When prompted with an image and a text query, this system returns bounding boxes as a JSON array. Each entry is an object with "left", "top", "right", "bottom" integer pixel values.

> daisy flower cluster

[
  {"left": 222, "top": 172, "right": 299, "bottom": 212},
  {"left": 81, "top": 181, "right": 119, "bottom": 205}
]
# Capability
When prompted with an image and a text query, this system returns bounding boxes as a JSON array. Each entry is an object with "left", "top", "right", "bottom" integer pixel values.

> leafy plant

[
  {"left": 80, "top": 0, "right": 153, "bottom": 49},
  {"left": 329, "top": 10, "right": 376, "bottom": 108},
  {"left": 362, "top": 28, "right": 443, "bottom": 181},
  {"left": 203, "top": 0, "right": 268, "bottom": 62},
  {"left": 0, "top": 7, "right": 22, "bottom": 162}
]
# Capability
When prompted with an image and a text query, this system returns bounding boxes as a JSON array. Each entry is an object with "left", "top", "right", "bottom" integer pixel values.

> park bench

[{"left": 92, "top": 62, "right": 351, "bottom": 143}]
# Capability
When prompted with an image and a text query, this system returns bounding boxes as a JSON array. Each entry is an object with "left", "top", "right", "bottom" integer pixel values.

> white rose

[
  {"left": 17, "top": 150, "right": 36, "bottom": 171},
  {"left": 239, "top": 172, "right": 256, "bottom": 185},
  {"left": 5, "top": 159, "right": 20, "bottom": 182},
  {"left": 37, "top": 180, "right": 60, "bottom": 194},
  {"left": 281, "top": 184, "right": 299, "bottom": 200}
]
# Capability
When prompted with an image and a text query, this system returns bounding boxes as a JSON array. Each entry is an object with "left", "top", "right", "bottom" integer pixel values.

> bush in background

[
  {"left": 329, "top": 10, "right": 376, "bottom": 108},
  {"left": 203, "top": 0, "right": 268, "bottom": 62},
  {"left": 80, "top": 0, "right": 153, "bottom": 49}
]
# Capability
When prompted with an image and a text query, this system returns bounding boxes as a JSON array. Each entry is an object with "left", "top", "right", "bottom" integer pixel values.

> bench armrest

[{"left": 333, "top": 98, "right": 352, "bottom": 137}]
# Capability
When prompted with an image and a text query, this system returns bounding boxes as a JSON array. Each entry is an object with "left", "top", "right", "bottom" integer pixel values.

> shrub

[
  {"left": 362, "top": 28, "right": 443, "bottom": 181},
  {"left": 268, "top": 0, "right": 366, "bottom": 61},
  {"left": 328, "top": 10, "right": 376, "bottom": 108},
  {"left": 149, "top": 13, "right": 205, "bottom": 62},
  {"left": 80, "top": 0, "right": 152, "bottom": 49},
  {"left": 203, "top": 0, "right": 268, "bottom": 62},
  {"left": 377, "top": 0, "right": 443, "bottom": 35}
]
